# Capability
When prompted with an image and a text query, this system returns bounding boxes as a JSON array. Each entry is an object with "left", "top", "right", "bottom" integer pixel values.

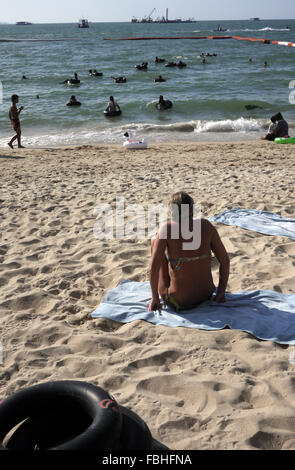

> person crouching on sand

[
  {"left": 261, "top": 115, "right": 277, "bottom": 141},
  {"left": 8, "top": 94, "right": 25, "bottom": 149},
  {"left": 148, "top": 191, "right": 230, "bottom": 311}
]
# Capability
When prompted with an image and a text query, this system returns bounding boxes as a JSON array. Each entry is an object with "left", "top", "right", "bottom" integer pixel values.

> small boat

[
  {"left": 213, "top": 26, "right": 228, "bottom": 32},
  {"left": 78, "top": 19, "right": 89, "bottom": 28},
  {"left": 16, "top": 21, "right": 32, "bottom": 25}
]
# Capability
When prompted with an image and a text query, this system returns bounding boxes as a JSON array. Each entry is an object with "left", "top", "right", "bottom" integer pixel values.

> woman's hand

[
  {"left": 148, "top": 296, "right": 162, "bottom": 311},
  {"left": 214, "top": 290, "right": 226, "bottom": 303}
]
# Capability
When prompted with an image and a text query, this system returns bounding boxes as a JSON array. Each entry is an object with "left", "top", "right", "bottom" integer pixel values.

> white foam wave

[
  {"left": 0, "top": 118, "right": 267, "bottom": 148},
  {"left": 242, "top": 27, "right": 291, "bottom": 32},
  {"left": 195, "top": 117, "right": 261, "bottom": 133}
]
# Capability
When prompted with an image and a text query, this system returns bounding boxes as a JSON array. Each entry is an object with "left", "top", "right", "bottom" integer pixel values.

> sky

[{"left": 1, "top": 0, "right": 295, "bottom": 23}]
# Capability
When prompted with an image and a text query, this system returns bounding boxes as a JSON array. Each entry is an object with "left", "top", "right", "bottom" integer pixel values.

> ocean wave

[
  {"left": 242, "top": 27, "right": 291, "bottom": 32},
  {"left": 2, "top": 117, "right": 294, "bottom": 148},
  {"left": 194, "top": 117, "right": 261, "bottom": 133},
  {"left": 0, "top": 37, "right": 68, "bottom": 42},
  {"left": 0, "top": 118, "right": 265, "bottom": 148}
]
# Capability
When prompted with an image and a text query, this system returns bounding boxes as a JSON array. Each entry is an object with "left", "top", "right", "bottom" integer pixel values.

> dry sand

[{"left": 0, "top": 141, "right": 295, "bottom": 450}]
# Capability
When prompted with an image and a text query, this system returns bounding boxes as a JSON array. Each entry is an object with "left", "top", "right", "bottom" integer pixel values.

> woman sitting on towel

[{"left": 149, "top": 191, "right": 230, "bottom": 311}]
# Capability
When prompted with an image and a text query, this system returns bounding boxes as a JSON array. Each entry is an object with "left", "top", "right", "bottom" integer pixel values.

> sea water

[{"left": 0, "top": 19, "right": 294, "bottom": 147}]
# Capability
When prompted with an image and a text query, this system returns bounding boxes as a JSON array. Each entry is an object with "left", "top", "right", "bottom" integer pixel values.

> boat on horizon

[
  {"left": 16, "top": 21, "right": 32, "bottom": 25},
  {"left": 213, "top": 25, "right": 228, "bottom": 32},
  {"left": 250, "top": 17, "right": 260, "bottom": 21},
  {"left": 131, "top": 8, "right": 196, "bottom": 24},
  {"left": 78, "top": 19, "right": 89, "bottom": 28}
]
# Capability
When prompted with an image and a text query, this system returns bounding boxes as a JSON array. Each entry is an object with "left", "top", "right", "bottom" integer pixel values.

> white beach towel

[
  {"left": 209, "top": 208, "right": 295, "bottom": 240},
  {"left": 91, "top": 280, "right": 295, "bottom": 345}
]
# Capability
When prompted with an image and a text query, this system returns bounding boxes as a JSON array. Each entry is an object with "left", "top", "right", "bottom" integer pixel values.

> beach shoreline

[
  {"left": 1, "top": 140, "right": 295, "bottom": 450},
  {"left": 0, "top": 138, "right": 276, "bottom": 150}
]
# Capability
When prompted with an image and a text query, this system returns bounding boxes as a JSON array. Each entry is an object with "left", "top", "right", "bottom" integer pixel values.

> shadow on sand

[{"left": 0, "top": 155, "right": 25, "bottom": 159}]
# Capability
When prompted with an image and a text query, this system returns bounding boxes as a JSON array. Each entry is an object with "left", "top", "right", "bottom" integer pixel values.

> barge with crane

[{"left": 131, "top": 8, "right": 196, "bottom": 23}]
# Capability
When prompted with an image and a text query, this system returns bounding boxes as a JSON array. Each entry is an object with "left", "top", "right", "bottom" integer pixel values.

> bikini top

[{"left": 166, "top": 252, "right": 212, "bottom": 271}]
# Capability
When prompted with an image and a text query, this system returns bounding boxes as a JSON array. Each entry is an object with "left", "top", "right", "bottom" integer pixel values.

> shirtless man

[
  {"left": 149, "top": 191, "right": 230, "bottom": 311},
  {"left": 8, "top": 94, "right": 25, "bottom": 149}
]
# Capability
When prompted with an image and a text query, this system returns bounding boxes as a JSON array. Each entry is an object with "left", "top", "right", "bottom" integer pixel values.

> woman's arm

[
  {"left": 148, "top": 230, "right": 167, "bottom": 311},
  {"left": 210, "top": 226, "right": 230, "bottom": 302}
]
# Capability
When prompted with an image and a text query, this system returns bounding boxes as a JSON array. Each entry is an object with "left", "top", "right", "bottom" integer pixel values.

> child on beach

[
  {"left": 8, "top": 94, "right": 25, "bottom": 149},
  {"left": 149, "top": 191, "right": 230, "bottom": 312},
  {"left": 261, "top": 115, "right": 277, "bottom": 141}
]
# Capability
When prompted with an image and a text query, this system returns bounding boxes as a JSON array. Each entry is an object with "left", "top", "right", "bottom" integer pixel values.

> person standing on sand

[
  {"left": 149, "top": 191, "right": 230, "bottom": 311},
  {"left": 8, "top": 94, "right": 25, "bottom": 149}
]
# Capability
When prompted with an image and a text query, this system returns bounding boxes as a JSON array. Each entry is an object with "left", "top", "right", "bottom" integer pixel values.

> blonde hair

[{"left": 170, "top": 191, "right": 194, "bottom": 222}]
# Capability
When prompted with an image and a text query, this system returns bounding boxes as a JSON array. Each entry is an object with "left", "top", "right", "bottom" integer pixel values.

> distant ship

[
  {"left": 78, "top": 19, "right": 89, "bottom": 28},
  {"left": 16, "top": 21, "right": 32, "bottom": 25},
  {"left": 250, "top": 18, "right": 260, "bottom": 21},
  {"left": 131, "top": 8, "right": 196, "bottom": 24},
  {"left": 213, "top": 25, "right": 228, "bottom": 32}
]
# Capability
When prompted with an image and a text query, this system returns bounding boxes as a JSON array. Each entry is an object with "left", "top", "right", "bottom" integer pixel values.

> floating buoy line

[{"left": 103, "top": 35, "right": 295, "bottom": 48}]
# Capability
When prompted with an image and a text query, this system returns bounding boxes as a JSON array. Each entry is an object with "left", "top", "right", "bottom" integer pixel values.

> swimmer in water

[
  {"left": 66, "top": 95, "right": 81, "bottom": 106},
  {"left": 154, "top": 75, "right": 166, "bottom": 82},
  {"left": 60, "top": 72, "right": 80, "bottom": 84},
  {"left": 156, "top": 95, "right": 173, "bottom": 110},
  {"left": 113, "top": 76, "right": 126, "bottom": 83},
  {"left": 105, "top": 95, "right": 120, "bottom": 113},
  {"left": 155, "top": 56, "right": 166, "bottom": 63}
]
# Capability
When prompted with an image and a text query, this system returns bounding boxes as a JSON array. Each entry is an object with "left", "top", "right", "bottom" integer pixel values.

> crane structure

[{"left": 142, "top": 8, "right": 156, "bottom": 23}]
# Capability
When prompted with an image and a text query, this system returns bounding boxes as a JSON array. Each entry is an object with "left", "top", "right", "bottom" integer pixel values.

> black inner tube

[{"left": 0, "top": 381, "right": 123, "bottom": 450}]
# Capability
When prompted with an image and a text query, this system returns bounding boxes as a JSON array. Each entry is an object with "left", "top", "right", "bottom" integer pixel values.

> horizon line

[{"left": 1, "top": 18, "right": 295, "bottom": 24}]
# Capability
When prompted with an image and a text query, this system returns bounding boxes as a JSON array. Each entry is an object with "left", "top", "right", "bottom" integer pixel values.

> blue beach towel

[
  {"left": 209, "top": 209, "right": 295, "bottom": 240},
  {"left": 91, "top": 280, "right": 295, "bottom": 345}
]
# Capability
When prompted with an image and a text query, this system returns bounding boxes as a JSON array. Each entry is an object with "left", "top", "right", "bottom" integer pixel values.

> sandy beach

[{"left": 0, "top": 140, "right": 295, "bottom": 450}]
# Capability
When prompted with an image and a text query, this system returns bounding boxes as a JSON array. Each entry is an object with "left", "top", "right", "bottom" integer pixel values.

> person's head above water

[
  {"left": 11, "top": 94, "right": 19, "bottom": 103},
  {"left": 159, "top": 95, "right": 164, "bottom": 101},
  {"left": 274, "top": 112, "right": 283, "bottom": 121},
  {"left": 70, "top": 95, "right": 76, "bottom": 100},
  {"left": 109, "top": 96, "right": 114, "bottom": 101},
  {"left": 170, "top": 191, "right": 194, "bottom": 222}
]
